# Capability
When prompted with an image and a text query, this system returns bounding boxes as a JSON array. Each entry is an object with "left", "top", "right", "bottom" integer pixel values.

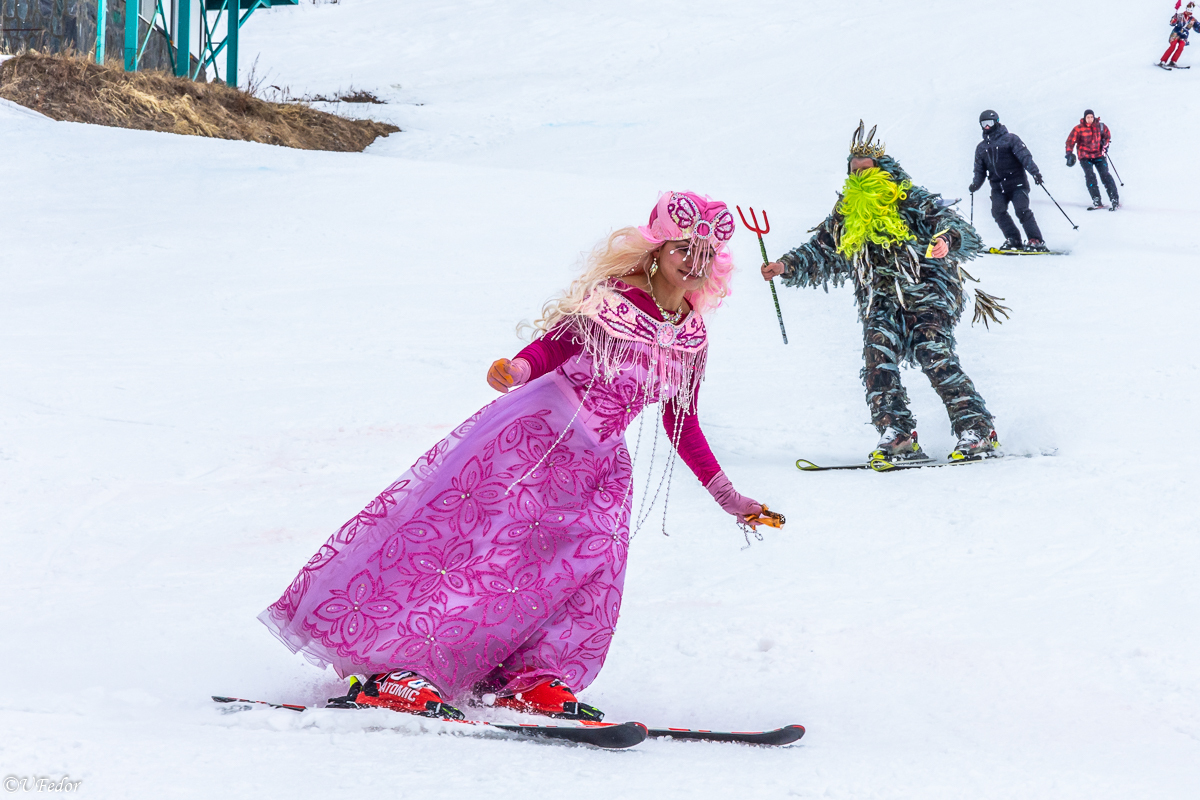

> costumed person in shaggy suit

[
  {"left": 762, "top": 122, "right": 1009, "bottom": 464},
  {"left": 260, "top": 192, "right": 779, "bottom": 722},
  {"left": 970, "top": 110, "right": 1047, "bottom": 252},
  {"left": 1065, "top": 109, "right": 1119, "bottom": 210}
]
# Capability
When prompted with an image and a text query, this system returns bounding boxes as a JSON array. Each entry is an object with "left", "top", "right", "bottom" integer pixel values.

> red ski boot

[
  {"left": 348, "top": 671, "right": 465, "bottom": 720},
  {"left": 494, "top": 678, "right": 604, "bottom": 721}
]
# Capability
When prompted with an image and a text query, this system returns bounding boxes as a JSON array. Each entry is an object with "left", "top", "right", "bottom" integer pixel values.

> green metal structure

[{"left": 113, "top": 0, "right": 298, "bottom": 88}]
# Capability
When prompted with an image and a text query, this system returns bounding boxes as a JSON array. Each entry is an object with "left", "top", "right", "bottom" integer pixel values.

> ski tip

[
  {"left": 777, "top": 724, "right": 807, "bottom": 744},
  {"left": 591, "top": 721, "right": 648, "bottom": 749},
  {"left": 211, "top": 695, "right": 306, "bottom": 712},
  {"left": 795, "top": 458, "right": 821, "bottom": 471},
  {"left": 645, "top": 723, "right": 807, "bottom": 746}
]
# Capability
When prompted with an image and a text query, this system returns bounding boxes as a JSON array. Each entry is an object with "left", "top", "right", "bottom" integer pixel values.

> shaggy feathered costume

[{"left": 778, "top": 154, "right": 1000, "bottom": 439}]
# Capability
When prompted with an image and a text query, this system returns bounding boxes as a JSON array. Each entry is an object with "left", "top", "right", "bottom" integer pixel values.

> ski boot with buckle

[
  {"left": 493, "top": 678, "right": 604, "bottom": 722},
  {"left": 1023, "top": 239, "right": 1049, "bottom": 252},
  {"left": 338, "top": 671, "right": 466, "bottom": 719},
  {"left": 870, "top": 426, "right": 931, "bottom": 465},
  {"left": 950, "top": 429, "right": 1001, "bottom": 461}
]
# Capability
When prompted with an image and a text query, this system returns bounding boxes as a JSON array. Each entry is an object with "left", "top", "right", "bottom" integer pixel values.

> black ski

[
  {"left": 987, "top": 247, "right": 1070, "bottom": 256},
  {"left": 797, "top": 448, "right": 1055, "bottom": 472},
  {"left": 796, "top": 455, "right": 998, "bottom": 472},
  {"left": 211, "top": 696, "right": 647, "bottom": 749},
  {"left": 646, "top": 724, "right": 805, "bottom": 746}
]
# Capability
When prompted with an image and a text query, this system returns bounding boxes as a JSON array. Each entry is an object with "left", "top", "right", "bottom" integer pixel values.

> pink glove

[
  {"left": 487, "top": 357, "right": 531, "bottom": 393},
  {"left": 508, "top": 357, "right": 530, "bottom": 386},
  {"left": 705, "top": 471, "right": 763, "bottom": 523}
]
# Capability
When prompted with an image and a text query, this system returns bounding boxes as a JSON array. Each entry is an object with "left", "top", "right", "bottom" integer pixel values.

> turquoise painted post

[
  {"left": 96, "top": 0, "right": 107, "bottom": 64},
  {"left": 226, "top": 0, "right": 239, "bottom": 88},
  {"left": 176, "top": 0, "right": 190, "bottom": 77},
  {"left": 124, "top": 0, "right": 138, "bottom": 71}
]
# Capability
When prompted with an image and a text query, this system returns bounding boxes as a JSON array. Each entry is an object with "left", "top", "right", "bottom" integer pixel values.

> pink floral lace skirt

[{"left": 259, "top": 370, "right": 633, "bottom": 700}]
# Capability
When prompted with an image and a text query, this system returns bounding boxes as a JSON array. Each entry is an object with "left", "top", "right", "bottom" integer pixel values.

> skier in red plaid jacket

[{"left": 1065, "top": 110, "right": 1119, "bottom": 210}]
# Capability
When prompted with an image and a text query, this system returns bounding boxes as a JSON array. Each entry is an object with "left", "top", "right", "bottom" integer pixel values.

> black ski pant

[
  {"left": 1080, "top": 157, "right": 1119, "bottom": 204},
  {"left": 990, "top": 181, "right": 1043, "bottom": 243},
  {"left": 861, "top": 302, "right": 994, "bottom": 439}
]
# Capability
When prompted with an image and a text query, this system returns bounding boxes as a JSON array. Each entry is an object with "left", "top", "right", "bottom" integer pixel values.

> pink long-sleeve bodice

[{"left": 515, "top": 280, "right": 722, "bottom": 486}]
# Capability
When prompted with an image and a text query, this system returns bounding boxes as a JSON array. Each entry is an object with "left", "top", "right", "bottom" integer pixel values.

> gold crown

[{"left": 849, "top": 120, "right": 886, "bottom": 159}]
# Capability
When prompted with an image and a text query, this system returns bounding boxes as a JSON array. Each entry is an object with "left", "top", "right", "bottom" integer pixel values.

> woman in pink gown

[{"left": 259, "top": 192, "right": 774, "bottom": 720}]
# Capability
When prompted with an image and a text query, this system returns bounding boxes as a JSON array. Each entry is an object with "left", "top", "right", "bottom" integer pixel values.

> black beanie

[{"left": 1084, "top": 109, "right": 1095, "bottom": 117}]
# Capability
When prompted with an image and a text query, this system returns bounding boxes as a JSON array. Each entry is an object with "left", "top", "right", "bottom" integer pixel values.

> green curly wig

[{"left": 836, "top": 168, "right": 916, "bottom": 257}]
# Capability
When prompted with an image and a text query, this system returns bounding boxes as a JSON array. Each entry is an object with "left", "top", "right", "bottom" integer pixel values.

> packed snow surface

[{"left": 2, "top": 1, "right": 1198, "bottom": 797}]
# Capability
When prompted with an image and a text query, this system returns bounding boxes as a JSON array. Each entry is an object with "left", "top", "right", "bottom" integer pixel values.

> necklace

[{"left": 647, "top": 281, "right": 685, "bottom": 324}]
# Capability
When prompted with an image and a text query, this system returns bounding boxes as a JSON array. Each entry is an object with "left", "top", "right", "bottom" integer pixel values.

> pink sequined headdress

[{"left": 638, "top": 191, "right": 735, "bottom": 277}]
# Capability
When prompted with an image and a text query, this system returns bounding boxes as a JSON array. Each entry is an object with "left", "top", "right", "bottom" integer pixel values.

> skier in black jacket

[{"left": 969, "top": 110, "right": 1047, "bottom": 252}]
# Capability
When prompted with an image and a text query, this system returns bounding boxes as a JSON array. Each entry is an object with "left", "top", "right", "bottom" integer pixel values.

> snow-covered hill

[{"left": 2, "top": 1, "right": 1198, "bottom": 797}]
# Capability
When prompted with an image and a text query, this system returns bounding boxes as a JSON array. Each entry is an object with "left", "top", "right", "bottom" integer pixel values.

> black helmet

[{"left": 979, "top": 109, "right": 999, "bottom": 124}]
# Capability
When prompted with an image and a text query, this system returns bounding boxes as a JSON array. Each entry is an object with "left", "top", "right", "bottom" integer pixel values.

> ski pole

[
  {"left": 970, "top": 192, "right": 974, "bottom": 224},
  {"left": 736, "top": 206, "right": 788, "bottom": 345},
  {"left": 1039, "top": 183, "right": 1078, "bottom": 230},
  {"left": 1107, "top": 154, "right": 1124, "bottom": 186}
]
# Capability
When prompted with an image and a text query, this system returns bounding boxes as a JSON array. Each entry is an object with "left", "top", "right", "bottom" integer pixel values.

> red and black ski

[
  {"left": 211, "top": 695, "right": 647, "bottom": 749},
  {"left": 647, "top": 725, "right": 805, "bottom": 746},
  {"left": 212, "top": 696, "right": 804, "bottom": 747}
]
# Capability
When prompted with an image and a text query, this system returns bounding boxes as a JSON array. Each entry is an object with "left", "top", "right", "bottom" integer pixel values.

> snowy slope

[{"left": 2, "top": 1, "right": 1199, "bottom": 797}]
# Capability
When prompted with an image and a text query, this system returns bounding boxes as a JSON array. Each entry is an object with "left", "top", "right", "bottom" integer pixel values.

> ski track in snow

[{"left": 2, "top": 1, "right": 1198, "bottom": 797}]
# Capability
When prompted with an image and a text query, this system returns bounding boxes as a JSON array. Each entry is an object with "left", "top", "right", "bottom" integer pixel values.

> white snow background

[{"left": 2, "top": 0, "right": 1198, "bottom": 797}]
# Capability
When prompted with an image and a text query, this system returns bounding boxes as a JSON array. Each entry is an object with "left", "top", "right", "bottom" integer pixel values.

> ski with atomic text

[{"left": 211, "top": 695, "right": 647, "bottom": 749}]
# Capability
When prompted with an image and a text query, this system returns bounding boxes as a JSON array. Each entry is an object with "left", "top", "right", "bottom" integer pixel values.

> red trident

[{"left": 737, "top": 206, "right": 788, "bottom": 345}]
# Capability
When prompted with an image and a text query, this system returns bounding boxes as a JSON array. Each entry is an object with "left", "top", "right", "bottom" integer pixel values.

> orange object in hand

[
  {"left": 742, "top": 505, "right": 786, "bottom": 529},
  {"left": 488, "top": 359, "right": 517, "bottom": 393},
  {"left": 487, "top": 358, "right": 530, "bottom": 394}
]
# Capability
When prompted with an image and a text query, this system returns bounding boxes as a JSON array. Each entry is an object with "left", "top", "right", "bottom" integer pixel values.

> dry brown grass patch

[{"left": 0, "top": 51, "right": 399, "bottom": 152}]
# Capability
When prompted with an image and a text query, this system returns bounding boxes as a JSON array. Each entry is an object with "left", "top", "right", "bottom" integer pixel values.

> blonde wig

[{"left": 522, "top": 226, "right": 735, "bottom": 339}]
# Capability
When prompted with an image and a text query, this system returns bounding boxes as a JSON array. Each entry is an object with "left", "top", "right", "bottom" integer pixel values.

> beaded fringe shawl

[{"left": 550, "top": 283, "right": 709, "bottom": 415}]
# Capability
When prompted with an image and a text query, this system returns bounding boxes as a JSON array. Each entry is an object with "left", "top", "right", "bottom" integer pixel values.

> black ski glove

[
  {"left": 1065, "top": 152, "right": 1077, "bottom": 167},
  {"left": 1033, "top": 173, "right": 1044, "bottom": 185},
  {"left": 968, "top": 181, "right": 982, "bottom": 193}
]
